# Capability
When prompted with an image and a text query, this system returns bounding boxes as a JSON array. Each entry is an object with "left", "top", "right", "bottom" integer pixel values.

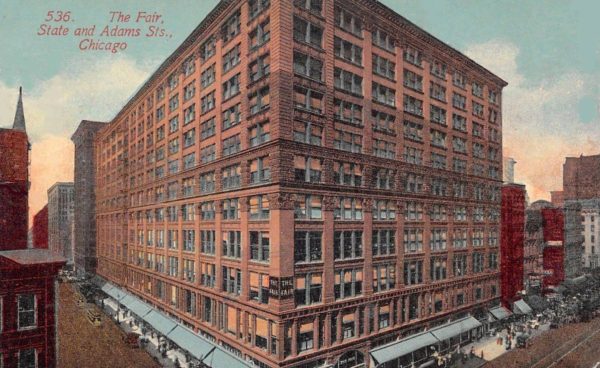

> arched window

[{"left": 336, "top": 350, "right": 365, "bottom": 368}]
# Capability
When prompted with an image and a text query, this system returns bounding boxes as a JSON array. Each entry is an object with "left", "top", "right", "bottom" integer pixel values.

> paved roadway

[{"left": 484, "top": 317, "right": 600, "bottom": 368}]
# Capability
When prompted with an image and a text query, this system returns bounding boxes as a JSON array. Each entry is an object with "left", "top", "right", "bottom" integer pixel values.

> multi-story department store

[{"left": 94, "top": 0, "right": 507, "bottom": 367}]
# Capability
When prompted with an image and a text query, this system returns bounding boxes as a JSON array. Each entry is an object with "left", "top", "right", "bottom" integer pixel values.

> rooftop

[{"left": 0, "top": 248, "right": 66, "bottom": 265}]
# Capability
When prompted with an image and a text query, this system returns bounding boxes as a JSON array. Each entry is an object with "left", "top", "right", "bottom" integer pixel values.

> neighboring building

[
  {"left": 523, "top": 200, "right": 550, "bottom": 291},
  {"left": 48, "top": 182, "right": 75, "bottom": 265},
  {"left": 0, "top": 88, "right": 66, "bottom": 368},
  {"left": 0, "top": 87, "right": 29, "bottom": 251},
  {"left": 541, "top": 207, "right": 565, "bottom": 288},
  {"left": 503, "top": 157, "right": 516, "bottom": 184},
  {"left": 550, "top": 190, "right": 564, "bottom": 207},
  {"left": 563, "top": 154, "right": 600, "bottom": 201},
  {"left": 563, "top": 201, "right": 584, "bottom": 278},
  {"left": 71, "top": 120, "right": 106, "bottom": 277},
  {"left": 501, "top": 184, "right": 525, "bottom": 305},
  {"left": 95, "top": 2, "right": 506, "bottom": 367},
  {"left": 0, "top": 249, "right": 66, "bottom": 368},
  {"left": 32, "top": 204, "right": 49, "bottom": 249},
  {"left": 577, "top": 199, "right": 600, "bottom": 269}
]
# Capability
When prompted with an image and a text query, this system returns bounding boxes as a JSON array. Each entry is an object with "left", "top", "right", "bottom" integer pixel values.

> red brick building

[
  {"left": 550, "top": 190, "right": 564, "bottom": 207},
  {"left": 501, "top": 184, "right": 525, "bottom": 306},
  {"left": 95, "top": 1, "right": 506, "bottom": 367},
  {"left": 563, "top": 154, "right": 600, "bottom": 201},
  {"left": 0, "top": 88, "right": 29, "bottom": 251},
  {"left": 541, "top": 208, "right": 565, "bottom": 288},
  {"left": 32, "top": 205, "right": 49, "bottom": 249}
]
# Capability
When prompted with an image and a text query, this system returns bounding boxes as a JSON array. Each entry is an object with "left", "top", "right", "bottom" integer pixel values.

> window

[
  {"left": 222, "top": 74, "right": 240, "bottom": 100},
  {"left": 201, "top": 64, "right": 216, "bottom": 88},
  {"left": 334, "top": 8, "right": 362, "bottom": 36},
  {"left": 249, "top": 122, "right": 270, "bottom": 147},
  {"left": 430, "top": 204, "right": 447, "bottom": 221},
  {"left": 250, "top": 272, "right": 270, "bottom": 304},
  {"left": 222, "top": 164, "right": 241, "bottom": 189},
  {"left": 472, "top": 228, "right": 484, "bottom": 246},
  {"left": 249, "top": 86, "right": 270, "bottom": 114},
  {"left": 156, "top": 85, "right": 165, "bottom": 101},
  {"left": 335, "top": 99, "right": 363, "bottom": 125},
  {"left": 334, "top": 162, "right": 361, "bottom": 186},
  {"left": 453, "top": 113, "right": 467, "bottom": 132},
  {"left": 298, "top": 321, "right": 314, "bottom": 352},
  {"left": 293, "top": 17, "right": 322, "bottom": 47},
  {"left": 334, "top": 197, "right": 363, "bottom": 220},
  {"left": 473, "top": 123, "right": 484, "bottom": 138},
  {"left": 183, "top": 129, "right": 195, "bottom": 149},
  {"left": 168, "top": 72, "right": 178, "bottom": 90},
  {"left": 199, "top": 171, "right": 215, "bottom": 193},
  {"left": 334, "top": 231, "right": 363, "bottom": 260},
  {"left": 250, "top": 231, "right": 270, "bottom": 262},
  {"left": 373, "top": 139, "right": 396, "bottom": 159},
  {"left": 430, "top": 229, "right": 447, "bottom": 251},
  {"left": 472, "top": 82, "right": 483, "bottom": 98},
  {"left": 200, "top": 36, "right": 216, "bottom": 61},
  {"left": 249, "top": 53, "right": 270, "bottom": 82},
  {"left": 169, "top": 115, "right": 179, "bottom": 133},
  {"left": 404, "top": 46, "right": 422, "bottom": 66},
  {"left": 200, "top": 118, "right": 215, "bottom": 139},
  {"left": 473, "top": 252, "right": 484, "bottom": 273},
  {"left": 168, "top": 229, "right": 178, "bottom": 249},
  {"left": 372, "top": 110, "right": 395, "bottom": 133},
  {"left": 200, "top": 145, "right": 215, "bottom": 164},
  {"left": 293, "top": 52, "right": 323, "bottom": 81},
  {"left": 200, "top": 263, "right": 216, "bottom": 287},
  {"left": 453, "top": 71, "right": 466, "bottom": 88},
  {"left": 454, "top": 254, "right": 467, "bottom": 276},
  {"left": 221, "top": 104, "right": 241, "bottom": 131},
  {"left": 222, "top": 134, "right": 241, "bottom": 156},
  {"left": 222, "top": 231, "right": 241, "bottom": 259},
  {"left": 294, "top": 231, "right": 322, "bottom": 263},
  {"left": 294, "top": 195, "right": 322, "bottom": 219},
  {"left": 201, "top": 91, "right": 215, "bottom": 113},
  {"left": 403, "top": 120, "right": 423, "bottom": 142},
  {"left": 168, "top": 256, "right": 179, "bottom": 276},
  {"left": 372, "top": 229, "right": 395, "bottom": 256},
  {"left": 405, "top": 202, "right": 423, "bottom": 221},
  {"left": 334, "top": 269, "right": 363, "bottom": 299},
  {"left": 222, "top": 45, "right": 241, "bottom": 74},
  {"left": 249, "top": 20, "right": 271, "bottom": 49},
  {"left": 452, "top": 92, "right": 466, "bottom": 110},
  {"left": 200, "top": 230, "right": 216, "bottom": 254},
  {"left": 453, "top": 228, "right": 467, "bottom": 249},
  {"left": 431, "top": 177, "right": 447, "bottom": 196},
  {"left": 489, "top": 90, "right": 499, "bottom": 105},
  {"left": 249, "top": 195, "right": 270, "bottom": 220},
  {"left": 335, "top": 37, "right": 363, "bottom": 65},
  {"left": 250, "top": 157, "right": 271, "bottom": 183},
  {"left": 372, "top": 82, "right": 396, "bottom": 107},
  {"left": 372, "top": 28, "right": 394, "bottom": 52},
  {"left": 222, "top": 266, "right": 242, "bottom": 295},
  {"left": 223, "top": 198, "right": 239, "bottom": 220},
  {"left": 405, "top": 173, "right": 424, "bottom": 193},
  {"left": 374, "top": 168, "right": 394, "bottom": 189},
  {"left": 379, "top": 305, "right": 391, "bottom": 329},
  {"left": 373, "top": 263, "right": 396, "bottom": 292},
  {"left": 182, "top": 202, "right": 195, "bottom": 220},
  {"left": 295, "top": 0, "right": 322, "bottom": 14},
  {"left": 295, "top": 273, "right": 322, "bottom": 306},
  {"left": 184, "top": 104, "right": 195, "bottom": 125},
  {"left": 373, "top": 54, "right": 395, "bottom": 79},
  {"left": 221, "top": 10, "right": 241, "bottom": 43},
  {"left": 293, "top": 121, "right": 322, "bottom": 145},
  {"left": 430, "top": 60, "right": 446, "bottom": 79},
  {"left": 294, "top": 87, "right": 323, "bottom": 113},
  {"left": 18, "top": 294, "right": 36, "bottom": 329},
  {"left": 430, "top": 105, "right": 446, "bottom": 126},
  {"left": 248, "top": 0, "right": 269, "bottom": 19},
  {"left": 403, "top": 94, "right": 423, "bottom": 116},
  {"left": 488, "top": 252, "right": 498, "bottom": 269},
  {"left": 334, "top": 130, "right": 362, "bottom": 153},
  {"left": 473, "top": 101, "right": 484, "bottom": 118},
  {"left": 334, "top": 68, "right": 363, "bottom": 96},
  {"left": 184, "top": 81, "right": 195, "bottom": 101},
  {"left": 373, "top": 200, "right": 396, "bottom": 220},
  {"left": 19, "top": 349, "right": 36, "bottom": 368},
  {"left": 404, "top": 228, "right": 423, "bottom": 253},
  {"left": 183, "top": 55, "right": 195, "bottom": 76},
  {"left": 404, "top": 260, "right": 423, "bottom": 285}
]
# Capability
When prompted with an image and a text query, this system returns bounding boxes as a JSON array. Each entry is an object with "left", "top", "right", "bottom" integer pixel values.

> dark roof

[
  {"left": 71, "top": 120, "right": 108, "bottom": 142},
  {"left": 0, "top": 249, "right": 66, "bottom": 265}
]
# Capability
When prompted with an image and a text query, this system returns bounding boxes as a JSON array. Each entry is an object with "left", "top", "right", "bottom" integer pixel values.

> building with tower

[
  {"left": 0, "top": 88, "right": 66, "bottom": 368},
  {"left": 94, "top": 2, "right": 506, "bottom": 367}
]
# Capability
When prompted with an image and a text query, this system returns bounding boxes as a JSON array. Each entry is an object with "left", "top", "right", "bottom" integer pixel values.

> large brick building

[
  {"left": 95, "top": 1, "right": 506, "bottom": 367},
  {"left": 32, "top": 204, "right": 49, "bottom": 249},
  {"left": 501, "top": 184, "right": 525, "bottom": 305},
  {"left": 72, "top": 120, "right": 106, "bottom": 276},
  {"left": 0, "top": 87, "right": 29, "bottom": 251},
  {"left": 48, "top": 182, "right": 75, "bottom": 265},
  {"left": 0, "top": 88, "right": 66, "bottom": 368}
]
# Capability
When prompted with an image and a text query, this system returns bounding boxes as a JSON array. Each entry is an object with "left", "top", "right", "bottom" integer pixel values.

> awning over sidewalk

[
  {"left": 489, "top": 305, "right": 512, "bottom": 321},
  {"left": 121, "top": 297, "right": 153, "bottom": 318},
  {"left": 101, "top": 283, "right": 129, "bottom": 302},
  {"left": 143, "top": 310, "right": 178, "bottom": 336},
  {"left": 513, "top": 299, "right": 533, "bottom": 314},
  {"left": 167, "top": 326, "right": 214, "bottom": 360},
  {"left": 430, "top": 316, "right": 482, "bottom": 341},
  {"left": 370, "top": 331, "right": 438, "bottom": 365}
]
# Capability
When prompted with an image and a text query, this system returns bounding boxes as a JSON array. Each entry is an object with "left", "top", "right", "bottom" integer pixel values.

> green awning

[
  {"left": 489, "top": 306, "right": 512, "bottom": 320},
  {"left": 142, "top": 310, "right": 178, "bottom": 336},
  {"left": 513, "top": 299, "right": 533, "bottom": 314},
  {"left": 370, "top": 331, "right": 438, "bottom": 365},
  {"left": 430, "top": 316, "right": 482, "bottom": 341}
]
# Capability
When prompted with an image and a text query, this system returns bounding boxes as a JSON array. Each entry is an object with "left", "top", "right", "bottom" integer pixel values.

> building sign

[{"left": 269, "top": 276, "right": 294, "bottom": 299}]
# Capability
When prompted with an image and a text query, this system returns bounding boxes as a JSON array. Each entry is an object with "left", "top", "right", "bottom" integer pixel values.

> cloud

[
  {"left": 0, "top": 55, "right": 155, "bottom": 224},
  {"left": 465, "top": 39, "right": 600, "bottom": 202}
]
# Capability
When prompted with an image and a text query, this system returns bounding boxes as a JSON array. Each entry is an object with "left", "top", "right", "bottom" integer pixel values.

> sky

[{"left": 1, "top": 0, "right": 599, "bottom": 224}]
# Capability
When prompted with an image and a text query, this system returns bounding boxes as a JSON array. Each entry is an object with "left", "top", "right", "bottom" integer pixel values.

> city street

[
  {"left": 485, "top": 316, "right": 600, "bottom": 368},
  {"left": 57, "top": 282, "right": 160, "bottom": 368}
]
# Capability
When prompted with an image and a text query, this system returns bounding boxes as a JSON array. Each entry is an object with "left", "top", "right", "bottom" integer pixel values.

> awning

[
  {"left": 430, "top": 316, "right": 482, "bottom": 341},
  {"left": 202, "top": 348, "right": 253, "bottom": 368},
  {"left": 102, "top": 283, "right": 129, "bottom": 302},
  {"left": 167, "top": 326, "right": 214, "bottom": 360},
  {"left": 489, "top": 306, "right": 512, "bottom": 320},
  {"left": 370, "top": 331, "right": 438, "bottom": 365},
  {"left": 142, "top": 310, "right": 178, "bottom": 336},
  {"left": 513, "top": 299, "right": 533, "bottom": 314},
  {"left": 121, "top": 297, "right": 153, "bottom": 317}
]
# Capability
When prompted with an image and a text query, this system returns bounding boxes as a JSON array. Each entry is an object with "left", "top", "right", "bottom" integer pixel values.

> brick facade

[
  {"left": 501, "top": 184, "right": 525, "bottom": 306},
  {"left": 32, "top": 205, "right": 49, "bottom": 249},
  {"left": 563, "top": 154, "right": 600, "bottom": 201},
  {"left": 95, "top": 1, "right": 506, "bottom": 367}
]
